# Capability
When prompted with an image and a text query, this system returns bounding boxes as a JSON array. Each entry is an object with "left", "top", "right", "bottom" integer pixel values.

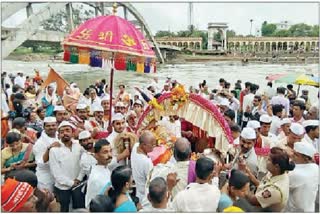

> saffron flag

[{"left": 41, "top": 68, "right": 69, "bottom": 97}]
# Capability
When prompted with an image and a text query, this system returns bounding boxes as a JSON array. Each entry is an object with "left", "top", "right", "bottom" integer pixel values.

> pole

[
  {"left": 297, "top": 84, "right": 301, "bottom": 96},
  {"left": 250, "top": 19, "right": 253, "bottom": 36},
  {"left": 108, "top": 53, "right": 115, "bottom": 129}
]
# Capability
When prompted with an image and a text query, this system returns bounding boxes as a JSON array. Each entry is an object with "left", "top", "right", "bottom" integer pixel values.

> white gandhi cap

[
  {"left": 247, "top": 120, "right": 261, "bottom": 129},
  {"left": 78, "top": 130, "right": 91, "bottom": 140},
  {"left": 302, "top": 120, "right": 318, "bottom": 128},
  {"left": 76, "top": 103, "right": 87, "bottom": 110},
  {"left": 92, "top": 104, "right": 104, "bottom": 112},
  {"left": 241, "top": 127, "right": 257, "bottom": 140},
  {"left": 53, "top": 105, "right": 66, "bottom": 112},
  {"left": 259, "top": 114, "right": 272, "bottom": 124},
  {"left": 112, "top": 113, "right": 125, "bottom": 123},
  {"left": 58, "top": 121, "right": 76, "bottom": 129},
  {"left": 294, "top": 141, "right": 316, "bottom": 158},
  {"left": 289, "top": 123, "right": 305, "bottom": 136},
  {"left": 44, "top": 117, "right": 56, "bottom": 123}
]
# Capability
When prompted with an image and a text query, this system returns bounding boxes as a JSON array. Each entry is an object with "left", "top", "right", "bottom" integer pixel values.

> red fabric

[
  {"left": 239, "top": 89, "right": 248, "bottom": 108},
  {"left": 315, "top": 153, "right": 319, "bottom": 165},
  {"left": 114, "top": 58, "right": 126, "bottom": 70},
  {"left": 1, "top": 179, "right": 33, "bottom": 212},
  {"left": 63, "top": 51, "right": 71, "bottom": 62},
  {"left": 94, "top": 131, "right": 109, "bottom": 139}
]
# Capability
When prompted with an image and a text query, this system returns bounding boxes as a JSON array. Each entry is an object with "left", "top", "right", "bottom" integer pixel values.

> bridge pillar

[
  {"left": 66, "top": 3, "right": 74, "bottom": 32},
  {"left": 26, "top": 3, "right": 33, "bottom": 17}
]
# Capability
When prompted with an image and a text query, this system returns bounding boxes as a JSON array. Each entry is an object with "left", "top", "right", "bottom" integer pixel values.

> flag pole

[{"left": 108, "top": 53, "right": 115, "bottom": 128}]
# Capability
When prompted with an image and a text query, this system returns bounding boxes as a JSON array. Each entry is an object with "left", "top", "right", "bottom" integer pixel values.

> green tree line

[{"left": 261, "top": 21, "right": 319, "bottom": 37}]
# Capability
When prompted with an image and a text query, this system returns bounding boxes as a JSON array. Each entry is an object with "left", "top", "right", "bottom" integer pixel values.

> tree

[
  {"left": 288, "top": 23, "right": 312, "bottom": 37},
  {"left": 273, "top": 29, "right": 290, "bottom": 37},
  {"left": 261, "top": 21, "right": 277, "bottom": 36},
  {"left": 214, "top": 32, "right": 222, "bottom": 42},
  {"left": 41, "top": 4, "right": 94, "bottom": 32},
  {"left": 155, "top": 31, "right": 175, "bottom": 38},
  {"left": 311, "top": 25, "right": 319, "bottom": 37},
  {"left": 226, "top": 30, "right": 236, "bottom": 38}
]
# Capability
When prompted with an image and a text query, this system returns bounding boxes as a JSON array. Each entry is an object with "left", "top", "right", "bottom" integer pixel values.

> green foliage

[
  {"left": 214, "top": 33, "right": 222, "bottom": 42},
  {"left": 226, "top": 30, "right": 236, "bottom": 38},
  {"left": 261, "top": 22, "right": 277, "bottom": 36},
  {"left": 155, "top": 31, "right": 175, "bottom": 38},
  {"left": 41, "top": 4, "right": 94, "bottom": 32},
  {"left": 273, "top": 29, "right": 290, "bottom": 37},
  {"left": 288, "top": 23, "right": 312, "bottom": 37}
]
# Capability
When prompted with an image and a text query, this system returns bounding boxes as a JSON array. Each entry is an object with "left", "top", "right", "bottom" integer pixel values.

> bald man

[{"left": 131, "top": 131, "right": 156, "bottom": 200}]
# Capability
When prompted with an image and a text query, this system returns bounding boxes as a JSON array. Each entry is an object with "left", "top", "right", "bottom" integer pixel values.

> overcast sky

[{"left": 2, "top": 2, "right": 319, "bottom": 35}]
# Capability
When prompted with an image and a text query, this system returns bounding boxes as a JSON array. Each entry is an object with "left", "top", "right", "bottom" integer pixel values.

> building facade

[{"left": 155, "top": 37, "right": 203, "bottom": 50}]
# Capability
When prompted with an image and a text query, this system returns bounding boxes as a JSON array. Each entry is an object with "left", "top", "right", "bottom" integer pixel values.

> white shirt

[
  {"left": 106, "top": 131, "right": 126, "bottom": 167},
  {"left": 4, "top": 76, "right": 12, "bottom": 87},
  {"left": 302, "top": 134, "right": 319, "bottom": 152},
  {"left": 131, "top": 143, "right": 153, "bottom": 200},
  {"left": 242, "top": 93, "right": 255, "bottom": 121},
  {"left": 85, "top": 164, "right": 111, "bottom": 208},
  {"left": 271, "top": 94, "right": 290, "bottom": 115},
  {"left": 49, "top": 141, "right": 84, "bottom": 190},
  {"left": 14, "top": 75, "right": 25, "bottom": 88},
  {"left": 270, "top": 116, "right": 281, "bottom": 135},
  {"left": 157, "top": 117, "right": 182, "bottom": 138},
  {"left": 286, "top": 163, "right": 319, "bottom": 212},
  {"left": 139, "top": 206, "right": 173, "bottom": 212},
  {"left": 78, "top": 151, "right": 97, "bottom": 180},
  {"left": 6, "top": 88, "right": 12, "bottom": 101},
  {"left": 171, "top": 182, "right": 220, "bottom": 212},
  {"left": 1, "top": 93, "right": 9, "bottom": 115},
  {"left": 33, "top": 131, "right": 58, "bottom": 192}
]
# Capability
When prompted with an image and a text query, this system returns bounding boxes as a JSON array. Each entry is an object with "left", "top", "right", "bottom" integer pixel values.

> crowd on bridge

[{"left": 0, "top": 69, "right": 319, "bottom": 212}]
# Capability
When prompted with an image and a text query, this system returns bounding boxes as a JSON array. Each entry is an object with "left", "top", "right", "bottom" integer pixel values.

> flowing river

[{"left": 2, "top": 60, "right": 318, "bottom": 103}]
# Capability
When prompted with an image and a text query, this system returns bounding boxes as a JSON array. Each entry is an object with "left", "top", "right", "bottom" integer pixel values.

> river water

[{"left": 2, "top": 60, "right": 319, "bottom": 103}]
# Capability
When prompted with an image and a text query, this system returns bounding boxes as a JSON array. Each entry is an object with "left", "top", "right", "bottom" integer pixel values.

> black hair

[
  {"left": 173, "top": 139, "right": 191, "bottom": 161},
  {"left": 6, "top": 132, "right": 21, "bottom": 144},
  {"left": 225, "top": 82, "right": 231, "bottom": 88},
  {"left": 36, "top": 107, "right": 45, "bottom": 115},
  {"left": 230, "top": 124, "right": 241, "bottom": 133},
  {"left": 5, "top": 169, "right": 38, "bottom": 188},
  {"left": 267, "top": 82, "right": 272, "bottom": 87},
  {"left": 227, "top": 169, "right": 250, "bottom": 190},
  {"left": 149, "top": 177, "right": 167, "bottom": 204},
  {"left": 83, "top": 88, "right": 90, "bottom": 96},
  {"left": 250, "top": 84, "right": 257, "bottom": 93},
  {"left": 101, "top": 79, "right": 106, "bottom": 85},
  {"left": 254, "top": 95, "right": 261, "bottom": 101},
  {"left": 292, "top": 100, "right": 306, "bottom": 111},
  {"left": 245, "top": 82, "right": 251, "bottom": 88},
  {"left": 224, "top": 109, "right": 235, "bottom": 121},
  {"left": 12, "top": 84, "right": 20, "bottom": 93},
  {"left": 108, "top": 166, "right": 132, "bottom": 204},
  {"left": 272, "top": 104, "right": 284, "bottom": 115},
  {"left": 195, "top": 157, "right": 214, "bottom": 180},
  {"left": 230, "top": 90, "right": 237, "bottom": 97},
  {"left": 12, "top": 117, "right": 26, "bottom": 129},
  {"left": 5, "top": 83, "right": 10, "bottom": 89},
  {"left": 277, "top": 87, "right": 286, "bottom": 94},
  {"left": 269, "top": 147, "right": 295, "bottom": 174},
  {"left": 219, "top": 78, "right": 225, "bottom": 83},
  {"left": 89, "top": 195, "right": 114, "bottom": 212},
  {"left": 94, "top": 139, "right": 110, "bottom": 153},
  {"left": 287, "top": 84, "right": 293, "bottom": 90},
  {"left": 305, "top": 125, "right": 318, "bottom": 133}
]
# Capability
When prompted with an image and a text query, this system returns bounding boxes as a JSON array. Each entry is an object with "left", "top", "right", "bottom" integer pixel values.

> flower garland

[{"left": 170, "top": 84, "right": 189, "bottom": 110}]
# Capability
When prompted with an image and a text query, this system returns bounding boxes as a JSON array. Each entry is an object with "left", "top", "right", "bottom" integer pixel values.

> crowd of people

[{"left": 0, "top": 70, "right": 319, "bottom": 212}]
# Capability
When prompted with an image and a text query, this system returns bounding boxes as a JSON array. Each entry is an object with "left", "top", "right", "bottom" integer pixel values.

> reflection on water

[{"left": 2, "top": 60, "right": 318, "bottom": 103}]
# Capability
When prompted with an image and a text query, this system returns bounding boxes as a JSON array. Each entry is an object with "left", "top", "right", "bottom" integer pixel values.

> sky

[{"left": 2, "top": 2, "right": 319, "bottom": 35}]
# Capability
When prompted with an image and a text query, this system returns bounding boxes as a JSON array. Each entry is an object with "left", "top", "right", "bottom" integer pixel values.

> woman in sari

[
  {"left": 41, "top": 84, "right": 60, "bottom": 117},
  {"left": 1, "top": 132, "right": 35, "bottom": 175},
  {"left": 62, "top": 86, "right": 79, "bottom": 114}
]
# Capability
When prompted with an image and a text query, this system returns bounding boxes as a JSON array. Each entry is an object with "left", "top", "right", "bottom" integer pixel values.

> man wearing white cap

[
  {"left": 89, "top": 88, "right": 101, "bottom": 115},
  {"left": 85, "top": 104, "right": 108, "bottom": 136},
  {"left": 70, "top": 103, "right": 90, "bottom": 131},
  {"left": 286, "top": 141, "right": 318, "bottom": 212},
  {"left": 49, "top": 121, "right": 85, "bottom": 212},
  {"left": 274, "top": 123, "right": 305, "bottom": 158},
  {"left": 77, "top": 130, "right": 97, "bottom": 182},
  {"left": 234, "top": 127, "right": 258, "bottom": 177},
  {"left": 302, "top": 120, "right": 319, "bottom": 151},
  {"left": 101, "top": 96, "right": 112, "bottom": 122},
  {"left": 256, "top": 114, "right": 277, "bottom": 179},
  {"left": 133, "top": 99, "right": 144, "bottom": 119},
  {"left": 53, "top": 105, "right": 67, "bottom": 125},
  {"left": 277, "top": 118, "right": 291, "bottom": 141},
  {"left": 33, "top": 117, "right": 59, "bottom": 192},
  {"left": 114, "top": 101, "right": 126, "bottom": 115},
  {"left": 217, "top": 98, "right": 230, "bottom": 114},
  {"left": 106, "top": 113, "right": 130, "bottom": 166},
  {"left": 161, "top": 82, "right": 171, "bottom": 94}
]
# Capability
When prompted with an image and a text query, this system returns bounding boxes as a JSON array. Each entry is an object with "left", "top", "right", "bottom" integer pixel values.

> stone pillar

[
  {"left": 207, "top": 28, "right": 213, "bottom": 50},
  {"left": 66, "top": 3, "right": 74, "bottom": 32},
  {"left": 123, "top": 6, "right": 128, "bottom": 20},
  {"left": 223, "top": 29, "right": 227, "bottom": 51},
  {"left": 26, "top": 3, "right": 33, "bottom": 17}
]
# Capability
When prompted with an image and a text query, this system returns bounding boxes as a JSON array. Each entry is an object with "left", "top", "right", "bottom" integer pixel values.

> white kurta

[
  {"left": 286, "top": 163, "right": 319, "bottom": 212},
  {"left": 32, "top": 131, "right": 59, "bottom": 192},
  {"left": 131, "top": 143, "right": 153, "bottom": 200},
  {"left": 78, "top": 151, "right": 97, "bottom": 180},
  {"left": 49, "top": 141, "right": 84, "bottom": 190},
  {"left": 171, "top": 182, "right": 220, "bottom": 212},
  {"left": 85, "top": 165, "right": 111, "bottom": 208}
]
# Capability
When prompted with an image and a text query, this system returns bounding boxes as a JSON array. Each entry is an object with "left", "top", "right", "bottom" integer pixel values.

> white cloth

[
  {"left": 90, "top": 97, "right": 102, "bottom": 114},
  {"left": 131, "top": 143, "right": 153, "bottom": 200},
  {"left": 264, "top": 86, "right": 276, "bottom": 98},
  {"left": 171, "top": 182, "right": 220, "bottom": 212},
  {"left": 157, "top": 117, "right": 182, "bottom": 138},
  {"left": 302, "top": 134, "right": 319, "bottom": 152},
  {"left": 286, "top": 163, "right": 319, "bottom": 212},
  {"left": 139, "top": 206, "right": 173, "bottom": 212},
  {"left": 6, "top": 88, "right": 12, "bottom": 101},
  {"left": 85, "top": 165, "right": 111, "bottom": 208},
  {"left": 271, "top": 94, "right": 290, "bottom": 115},
  {"left": 270, "top": 116, "right": 281, "bottom": 135},
  {"left": 242, "top": 93, "right": 255, "bottom": 121},
  {"left": 1, "top": 93, "right": 9, "bottom": 115},
  {"left": 33, "top": 131, "right": 58, "bottom": 192},
  {"left": 4, "top": 76, "right": 12, "bottom": 87},
  {"left": 78, "top": 151, "right": 97, "bottom": 180},
  {"left": 106, "top": 131, "right": 125, "bottom": 167},
  {"left": 78, "top": 95, "right": 91, "bottom": 109},
  {"left": 49, "top": 141, "right": 84, "bottom": 190},
  {"left": 14, "top": 76, "right": 25, "bottom": 88}
]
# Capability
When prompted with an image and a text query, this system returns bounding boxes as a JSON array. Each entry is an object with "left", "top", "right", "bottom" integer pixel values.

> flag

[{"left": 41, "top": 67, "right": 69, "bottom": 96}]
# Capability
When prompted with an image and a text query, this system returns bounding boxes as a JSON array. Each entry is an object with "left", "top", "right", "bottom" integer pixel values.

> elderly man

[
  {"left": 114, "top": 101, "right": 126, "bottom": 115},
  {"left": 305, "top": 105, "right": 319, "bottom": 120},
  {"left": 100, "top": 96, "right": 111, "bottom": 122},
  {"left": 70, "top": 103, "right": 89, "bottom": 131},
  {"left": 171, "top": 157, "right": 221, "bottom": 212},
  {"left": 49, "top": 121, "right": 85, "bottom": 212},
  {"left": 274, "top": 123, "right": 305, "bottom": 158},
  {"left": 286, "top": 141, "right": 318, "bottom": 212},
  {"left": 89, "top": 88, "right": 101, "bottom": 114},
  {"left": 126, "top": 110, "right": 137, "bottom": 133},
  {"left": 85, "top": 104, "right": 108, "bottom": 135},
  {"left": 131, "top": 131, "right": 156, "bottom": 201},
  {"left": 33, "top": 117, "right": 60, "bottom": 192}
]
